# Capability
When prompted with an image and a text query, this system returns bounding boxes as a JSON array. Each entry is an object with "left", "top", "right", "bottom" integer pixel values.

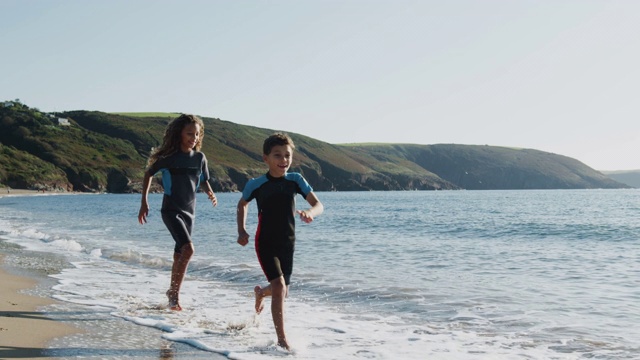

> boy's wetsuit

[
  {"left": 242, "top": 172, "right": 313, "bottom": 285},
  {"left": 146, "top": 150, "right": 210, "bottom": 253}
]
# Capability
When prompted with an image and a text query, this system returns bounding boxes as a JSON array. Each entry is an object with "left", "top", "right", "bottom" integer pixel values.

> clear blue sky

[{"left": 2, "top": 0, "right": 639, "bottom": 171}]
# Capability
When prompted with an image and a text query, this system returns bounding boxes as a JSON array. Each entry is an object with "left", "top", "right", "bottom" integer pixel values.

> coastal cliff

[{"left": 0, "top": 101, "right": 629, "bottom": 192}]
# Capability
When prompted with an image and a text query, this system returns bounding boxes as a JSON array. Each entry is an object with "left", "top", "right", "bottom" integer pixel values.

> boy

[{"left": 236, "top": 133, "right": 324, "bottom": 350}]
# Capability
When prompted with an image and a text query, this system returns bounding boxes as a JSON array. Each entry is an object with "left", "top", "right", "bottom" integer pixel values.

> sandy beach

[
  {"left": 0, "top": 253, "right": 222, "bottom": 360},
  {"left": 0, "top": 188, "right": 72, "bottom": 198},
  {"left": 1, "top": 188, "right": 43, "bottom": 197},
  {"left": 0, "top": 189, "right": 227, "bottom": 359},
  {"left": 1, "top": 188, "right": 77, "bottom": 358},
  {"left": 0, "top": 255, "right": 79, "bottom": 359}
]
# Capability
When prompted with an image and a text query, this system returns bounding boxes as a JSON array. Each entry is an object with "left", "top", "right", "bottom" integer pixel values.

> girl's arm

[
  {"left": 200, "top": 180, "right": 217, "bottom": 207},
  {"left": 138, "top": 172, "right": 152, "bottom": 224},
  {"left": 297, "top": 191, "right": 324, "bottom": 224}
]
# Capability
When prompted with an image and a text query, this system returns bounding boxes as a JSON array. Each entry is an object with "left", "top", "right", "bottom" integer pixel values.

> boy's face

[{"left": 263, "top": 144, "right": 293, "bottom": 178}]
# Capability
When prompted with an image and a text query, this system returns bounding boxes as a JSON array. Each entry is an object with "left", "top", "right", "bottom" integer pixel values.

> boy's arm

[
  {"left": 138, "top": 172, "right": 152, "bottom": 225},
  {"left": 236, "top": 198, "right": 250, "bottom": 246},
  {"left": 200, "top": 180, "right": 217, "bottom": 207},
  {"left": 297, "top": 191, "right": 324, "bottom": 224}
]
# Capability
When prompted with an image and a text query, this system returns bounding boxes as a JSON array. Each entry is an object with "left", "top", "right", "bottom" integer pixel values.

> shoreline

[
  {"left": 0, "top": 188, "right": 44, "bottom": 197},
  {"left": 0, "top": 240, "right": 225, "bottom": 359},
  {"left": 0, "top": 254, "right": 80, "bottom": 359},
  {"left": 0, "top": 187, "right": 79, "bottom": 198}
]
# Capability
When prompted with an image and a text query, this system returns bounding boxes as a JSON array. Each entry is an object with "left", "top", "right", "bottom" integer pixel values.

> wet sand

[
  {"left": 0, "top": 255, "right": 79, "bottom": 359},
  {"left": 1, "top": 188, "right": 80, "bottom": 358},
  {"left": 0, "top": 189, "right": 227, "bottom": 359}
]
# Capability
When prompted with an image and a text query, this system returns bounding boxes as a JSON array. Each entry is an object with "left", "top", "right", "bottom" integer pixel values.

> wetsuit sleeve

[
  {"left": 200, "top": 153, "right": 210, "bottom": 182},
  {"left": 242, "top": 175, "right": 269, "bottom": 202},
  {"left": 292, "top": 173, "right": 313, "bottom": 197},
  {"left": 146, "top": 156, "right": 166, "bottom": 176},
  {"left": 242, "top": 179, "right": 257, "bottom": 202}
]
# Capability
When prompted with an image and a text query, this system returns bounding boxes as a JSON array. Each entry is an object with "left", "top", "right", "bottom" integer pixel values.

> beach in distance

[{"left": 1, "top": 189, "right": 639, "bottom": 359}]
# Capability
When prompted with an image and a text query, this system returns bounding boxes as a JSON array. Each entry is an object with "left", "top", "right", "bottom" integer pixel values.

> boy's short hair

[{"left": 263, "top": 133, "right": 295, "bottom": 155}]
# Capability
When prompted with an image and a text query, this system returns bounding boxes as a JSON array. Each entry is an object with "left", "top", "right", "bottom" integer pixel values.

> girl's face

[
  {"left": 180, "top": 123, "right": 201, "bottom": 152},
  {"left": 263, "top": 144, "right": 293, "bottom": 178}
]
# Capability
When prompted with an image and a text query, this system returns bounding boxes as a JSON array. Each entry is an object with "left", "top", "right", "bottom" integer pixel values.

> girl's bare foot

[
  {"left": 254, "top": 285, "right": 265, "bottom": 314},
  {"left": 166, "top": 290, "right": 182, "bottom": 311},
  {"left": 277, "top": 339, "right": 290, "bottom": 351}
]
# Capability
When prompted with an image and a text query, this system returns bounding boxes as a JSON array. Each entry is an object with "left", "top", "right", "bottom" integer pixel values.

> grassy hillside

[
  {"left": 112, "top": 112, "right": 181, "bottom": 118},
  {"left": 0, "top": 100, "right": 629, "bottom": 192},
  {"left": 0, "top": 143, "right": 70, "bottom": 190},
  {"left": 1, "top": 104, "right": 146, "bottom": 192},
  {"left": 370, "top": 143, "right": 623, "bottom": 190}
]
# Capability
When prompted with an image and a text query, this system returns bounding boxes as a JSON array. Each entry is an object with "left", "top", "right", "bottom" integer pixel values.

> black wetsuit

[
  {"left": 146, "top": 150, "right": 210, "bottom": 253},
  {"left": 241, "top": 172, "right": 313, "bottom": 285}
]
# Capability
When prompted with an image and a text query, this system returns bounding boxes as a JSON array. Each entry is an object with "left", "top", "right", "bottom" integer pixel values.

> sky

[{"left": 1, "top": 1, "right": 639, "bottom": 171}]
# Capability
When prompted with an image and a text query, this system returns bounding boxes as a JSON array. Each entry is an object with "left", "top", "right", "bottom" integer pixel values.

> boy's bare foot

[
  {"left": 166, "top": 290, "right": 182, "bottom": 311},
  {"left": 254, "top": 285, "right": 265, "bottom": 314}
]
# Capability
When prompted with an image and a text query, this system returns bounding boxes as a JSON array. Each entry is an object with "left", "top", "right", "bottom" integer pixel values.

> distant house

[
  {"left": 58, "top": 118, "right": 71, "bottom": 126},
  {"left": 2, "top": 101, "right": 13, "bottom": 107}
]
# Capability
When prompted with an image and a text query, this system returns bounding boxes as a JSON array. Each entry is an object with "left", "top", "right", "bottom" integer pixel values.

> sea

[{"left": 0, "top": 189, "right": 638, "bottom": 360}]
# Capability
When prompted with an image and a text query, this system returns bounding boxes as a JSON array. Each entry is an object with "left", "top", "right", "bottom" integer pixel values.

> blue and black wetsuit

[
  {"left": 146, "top": 150, "right": 210, "bottom": 253},
  {"left": 242, "top": 172, "right": 313, "bottom": 285}
]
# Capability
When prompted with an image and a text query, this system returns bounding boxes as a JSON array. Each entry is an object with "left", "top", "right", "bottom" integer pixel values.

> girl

[{"left": 138, "top": 114, "right": 217, "bottom": 311}]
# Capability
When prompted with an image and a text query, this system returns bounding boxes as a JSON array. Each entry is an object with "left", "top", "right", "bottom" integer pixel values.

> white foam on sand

[
  {"left": 42, "top": 254, "right": 573, "bottom": 360},
  {"left": 3, "top": 194, "right": 625, "bottom": 359},
  {"left": 0, "top": 221, "right": 577, "bottom": 359}
]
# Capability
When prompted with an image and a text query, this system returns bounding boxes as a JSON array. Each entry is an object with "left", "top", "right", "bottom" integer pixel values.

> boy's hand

[
  {"left": 297, "top": 209, "right": 314, "bottom": 224},
  {"left": 237, "top": 230, "right": 250, "bottom": 246}
]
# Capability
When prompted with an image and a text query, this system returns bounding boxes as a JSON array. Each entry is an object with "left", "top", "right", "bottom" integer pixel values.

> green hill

[
  {"left": 601, "top": 170, "right": 640, "bottom": 188},
  {"left": 0, "top": 100, "right": 629, "bottom": 192},
  {"left": 347, "top": 143, "right": 622, "bottom": 190}
]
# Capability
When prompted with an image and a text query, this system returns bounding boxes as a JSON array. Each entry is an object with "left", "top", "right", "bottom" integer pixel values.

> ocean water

[{"left": 0, "top": 189, "right": 639, "bottom": 359}]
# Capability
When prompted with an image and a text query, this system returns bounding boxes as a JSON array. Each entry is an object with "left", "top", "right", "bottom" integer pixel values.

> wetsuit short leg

[
  {"left": 162, "top": 210, "right": 193, "bottom": 253},
  {"left": 255, "top": 240, "right": 294, "bottom": 285}
]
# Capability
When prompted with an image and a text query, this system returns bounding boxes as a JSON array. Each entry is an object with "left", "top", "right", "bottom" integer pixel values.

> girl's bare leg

[{"left": 167, "top": 243, "right": 194, "bottom": 310}]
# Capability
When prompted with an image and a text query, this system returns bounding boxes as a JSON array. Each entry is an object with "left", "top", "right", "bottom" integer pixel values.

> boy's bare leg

[
  {"left": 270, "top": 277, "right": 289, "bottom": 350},
  {"left": 167, "top": 243, "right": 194, "bottom": 310},
  {"left": 255, "top": 281, "right": 290, "bottom": 313},
  {"left": 255, "top": 277, "right": 290, "bottom": 349},
  {"left": 254, "top": 285, "right": 270, "bottom": 314}
]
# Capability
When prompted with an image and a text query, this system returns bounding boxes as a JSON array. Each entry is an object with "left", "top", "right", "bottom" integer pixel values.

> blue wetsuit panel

[
  {"left": 242, "top": 172, "right": 313, "bottom": 284},
  {"left": 147, "top": 150, "right": 210, "bottom": 252}
]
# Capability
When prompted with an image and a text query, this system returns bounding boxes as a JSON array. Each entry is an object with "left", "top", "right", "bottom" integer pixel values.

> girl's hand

[
  {"left": 207, "top": 191, "right": 218, "bottom": 207},
  {"left": 138, "top": 204, "right": 149, "bottom": 225}
]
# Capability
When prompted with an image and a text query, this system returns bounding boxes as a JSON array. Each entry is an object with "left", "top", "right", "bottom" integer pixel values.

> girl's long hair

[{"left": 147, "top": 114, "right": 205, "bottom": 167}]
